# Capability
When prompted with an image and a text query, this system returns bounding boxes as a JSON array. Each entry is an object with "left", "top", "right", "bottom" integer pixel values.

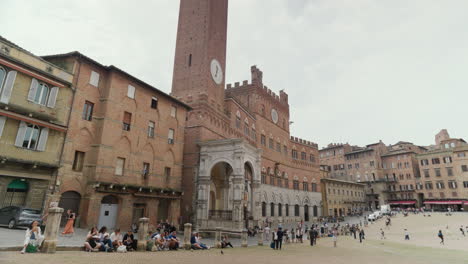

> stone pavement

[{"left": 0, "top": 215, "right": 367, "bottom": 248}]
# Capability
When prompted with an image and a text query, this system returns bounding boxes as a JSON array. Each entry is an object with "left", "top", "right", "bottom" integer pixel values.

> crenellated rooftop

[
  {"left": 290, "top": 136, "right": 319, "bottom": 149},
  {"left": 225, "top": 65, "right": 289, "bottom": 107}
]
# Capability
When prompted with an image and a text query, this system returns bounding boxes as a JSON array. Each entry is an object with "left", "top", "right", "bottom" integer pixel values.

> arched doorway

[
  {"left": 270, "top": 203, "right": 275, "bottom": 217},
  {"left": 313, "top": 205, "right": 318, "bottom": 217},
  {"left": 209, "top": 191, "right": 216, "bottom": 210},
  {"left": 208, "top": 162, "right": 233, "bottom": 220},
  {"left": 278, "top": 203, "right": 283, "bottom": 217},
  {"left": 58, "top": 191, "right": 81, "bottom": 226},
  {"left": 261, "top": 202, "right": 266, "bottom": 217},
  {"left": 98, "top": 195, "right": 118, "bottom": 229},
  {"left": 304, "top": 205, "right": 309, "bottom": 221},
  {"left": 294, "top": 204, "right": 300, "bottom": 217},
  {"left": 2, "top": 179, "right": 28, "bottom": 207}
]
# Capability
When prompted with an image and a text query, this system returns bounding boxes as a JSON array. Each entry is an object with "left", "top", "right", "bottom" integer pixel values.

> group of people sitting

[
  {"left": 84, "top": 227, "right": 137, "bottom": 252},
  {"left": 146, "top": 230, "right": 180, "bottom": 251}
]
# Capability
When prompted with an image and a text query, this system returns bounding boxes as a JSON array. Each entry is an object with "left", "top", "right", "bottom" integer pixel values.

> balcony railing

[{"left": 209, "top": 210, "right": 232, "bottom": 220}]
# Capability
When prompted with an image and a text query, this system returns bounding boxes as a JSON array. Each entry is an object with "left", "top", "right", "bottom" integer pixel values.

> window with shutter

[
  {"left": 0, "top": 67, "right": 6, "bottom": 95},
  {"left": 14, "top": 121, "right": 27, "bottom": 147},
  {"left": 127, "top": 85, "right": 135, "bottom": 99},
  {"left": 0, "top": 116, "right": 6, "bottom": 138},
  {"left": 27, "top": 78, "right": 39, "bottom": 102},
  {"left": 36, "top": 127, "right": 49, "bottom": 151},
  {"left": 168, "top": 129, "right": 175, "bottom": 144},
  {"left": 46, "top": 87, "right": 59, "bottom": 108},
  {"left": 115, "top": 157, "right": 125, "bottom": 175},
  {"left": 123, "top": 112, "right": 132, "bottom": 131},
  {"left": 90, "top": 71, "right": 100, "bottom": 87},
  {"left": 0, "top": 71, "right": 17, "bottom": 104}
]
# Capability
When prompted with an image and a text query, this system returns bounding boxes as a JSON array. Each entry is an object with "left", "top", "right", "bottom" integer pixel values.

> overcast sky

[{"left": 2, "top": 0, "right": 467, "bottom": 148}]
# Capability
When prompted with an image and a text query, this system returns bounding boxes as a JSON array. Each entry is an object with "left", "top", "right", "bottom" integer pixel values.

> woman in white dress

[{"left": 21, "top": 221, "right": 44, "bottom": 254}]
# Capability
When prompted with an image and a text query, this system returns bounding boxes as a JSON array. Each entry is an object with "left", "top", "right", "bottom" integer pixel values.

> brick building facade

[
  {"left": 320, "top": 130, "right": 467, "bottom": 211},
  {"left": 41, "top": 52, "right": 190, "bottom": 229},
  {"left": 171, "top": 0, "right": 322, "bottom": 232}
]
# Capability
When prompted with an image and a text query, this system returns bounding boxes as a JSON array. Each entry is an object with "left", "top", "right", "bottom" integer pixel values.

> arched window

[
  {"left": 0, "top": 67, "right": 6, "bottom": 94},
  {"left": 34, "top": 82, "right": 49, "bottom": 105},
  {"left": 294, "top": 204, "right": 300, "bottom": 216},
  {"left": 270, "top": 203, "right": 275, "bottom": 217},
  {"left": 22, "top": 124, "right": 41, "bottom": 149},
  {"left": 262, "top": 202, "right": 266, "bottom": 217},
  {"left": 278, "top": 203, "right": 282, "bottom": 216}
]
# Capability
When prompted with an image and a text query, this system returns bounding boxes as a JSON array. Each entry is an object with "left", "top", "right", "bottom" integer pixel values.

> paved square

[{"left": 1, "top": 213, "right": 467, "bottom": 264}]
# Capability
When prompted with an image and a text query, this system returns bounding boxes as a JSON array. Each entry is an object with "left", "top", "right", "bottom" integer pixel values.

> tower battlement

[{"left": 290, "top": 136, "right": 319, "bottom": 149}]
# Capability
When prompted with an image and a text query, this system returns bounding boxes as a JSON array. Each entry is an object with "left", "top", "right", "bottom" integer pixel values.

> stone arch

[
  {"left": 303, "top": 196, "right": 310, "bottom": 205},
  {"left": 115, "top": 136, "right": 132, "bottom": 152},
  {"left": 262, "top": 191, "right": 268, "bottom": 203}
]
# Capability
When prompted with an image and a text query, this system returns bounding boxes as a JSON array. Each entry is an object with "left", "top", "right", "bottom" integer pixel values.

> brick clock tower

[
  {"left": 171, "top": 0, "right": 228, "bottom": 110},
  {"left": 171, "top": 0, "right": 230, "bottom": 224}
]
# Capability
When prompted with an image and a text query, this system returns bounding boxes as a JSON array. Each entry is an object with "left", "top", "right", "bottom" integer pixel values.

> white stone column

[{"left": 42, "top": 207, "right": 64, "bottom": 253}]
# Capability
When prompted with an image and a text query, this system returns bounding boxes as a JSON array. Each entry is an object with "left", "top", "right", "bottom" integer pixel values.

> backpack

[
  {"left": 270, "top": 241, "right": 275, "bottom": 249},
  {"left": 117, "top": 245, "right": 127, "bottom": 253}
]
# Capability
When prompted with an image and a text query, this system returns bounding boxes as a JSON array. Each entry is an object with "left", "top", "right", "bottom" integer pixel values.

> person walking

[
  {"left": 332, "top": 229, "right": 337, "bottom": 248},
  {"left": 265, "top": 226, "right": 271, "bottom": 242},
  {"left": 277, "top": 227, "right": 284, "bottom": 250},
  {"left": 272, "top": 228, "right": 278, "bottom": 250},
  {"left": 62, "top": 209, "right": 76, "bottom": 236},
  {"left": 404, "top": 229, "right": 410, "bottom": 240},
  {"left": 309, "top": 228, "right": 314, "bottom": 246},
  {"left": 460, "top": 226, "right": 465, "bottom": 236},
  {"left": 359, "top": 228, "right": 365, "bottom": 243},
  {"left": 380, "top": 228, "right": 385, "bottom": 240},
  {"left": 438, "top": 230, "right": 444, "bottom": 245}
]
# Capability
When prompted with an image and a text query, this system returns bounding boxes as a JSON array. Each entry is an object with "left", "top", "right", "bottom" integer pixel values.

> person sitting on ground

[
  {"left": 146, "top": 230, "right": 156, "bottom": 251},
  {"left": 21, "top": 221, "right": 44, "bottom": 254},
  {"left": 190, "top": 232, "right": 203, "bottom": 250},
  {"left": 98, "top": 226, "right": 113, "bottom": 252},
  {"left": 84, "top": 227, "right": 101, "bottom": 252},
  {"left": 123, "top": 230, "right": 137, "bottom": 251},
  {"left": 154, "top": 232, "right": 166, "bottom": 251},
  {"left": 110, "top": 228, "right": 123, "bottom": 248},
  {"left": 167, "top": 231, "right": 180, "bottom": 250},
  {"left": 195, "top": 233, "right": 209, "bottom": 249},
  {"left": 221, "top": 235, "right": 233, "bottom": 248}
]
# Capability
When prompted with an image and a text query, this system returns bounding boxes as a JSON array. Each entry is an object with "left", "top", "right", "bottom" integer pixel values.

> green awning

[{"left": 7, "top": 179, "right": 28, "bottom": 190}]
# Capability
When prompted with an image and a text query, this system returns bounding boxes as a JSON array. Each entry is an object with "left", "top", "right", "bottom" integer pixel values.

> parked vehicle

[
  {"left": 367, "top": 213, "right": 377, "bottom": 222},
  {"left": 0, "top": 206, "right": 42, "bottom": 229},
  {"left": 380, "top": 205, "right": 391, "bottom": 215}
]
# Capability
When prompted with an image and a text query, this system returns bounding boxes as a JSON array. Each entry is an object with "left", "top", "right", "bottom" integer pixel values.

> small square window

[
  {"left": 90, "top": 71, "right": 100, "bottom": 87},
  {"left": 127, "top": 85, "right": 135, "bottom": 99},
  {"left": 151, "top": 97, "right": 158, "bottom": 109}
]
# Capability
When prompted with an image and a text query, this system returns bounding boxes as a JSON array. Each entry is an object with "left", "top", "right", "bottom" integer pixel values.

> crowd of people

[{"left": 19, "top": 206, "right": 467, "bottom": 254}]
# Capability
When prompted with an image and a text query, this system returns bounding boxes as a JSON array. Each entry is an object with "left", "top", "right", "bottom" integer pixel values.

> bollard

[
  {"left": 257, "top": 229, "right": 264, "bottom": 246},
  {"left": 183, "top": 223, "right": 192, "bottom": 250},
  {"left": 41, "top": 207, "right": 64, "bottom": 253},
  {"left": 137, "top": 218, "right": 149, "bottom": 251},
  {"left": 241, "top": 229, "right": 248, "bottom": 247},
  {"left": 215, "top": 227, "right": 222, "bottom": 248}
]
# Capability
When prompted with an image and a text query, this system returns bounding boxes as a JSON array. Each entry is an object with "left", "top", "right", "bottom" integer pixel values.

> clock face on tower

[
  {"left": 271, "top": 108, "right": 279, "bottom": 124},
  {"left": 210, "top": 59, "right": 223, "bottom": 85}
]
